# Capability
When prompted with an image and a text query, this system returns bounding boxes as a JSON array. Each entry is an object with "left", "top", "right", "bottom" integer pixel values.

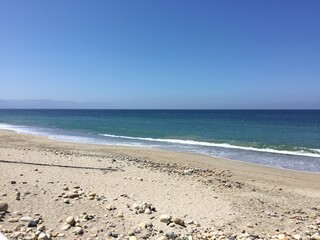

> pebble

[
  {"left": 14, "top": 191, "right": 21, "bottom": 200},
  {"left": 0, "top": 201, "right": 8, "bottom": 212},
  {"left": 116, "top": 212, "right": 124, "bottom": 218},
  {"left": 311, "top": 234, "right": 320, "bottom": 240},
  {"left": 28, "top": 220, "right": 38, "bottom": 227},
  {"left": 12, "top": 211, "right": 22, "bottom": 216},
  {"left": 66, "top": 216, "right": 76, "bottom": 226},
  {"left": 37, "top": 224, "right": 45, "bottom": 231},
  {"left": 278, "top": 234, "right": 287, "bottom": 240},
  {"left": 293, "top": 234, "right": 302, "bottom": 240},
  {"left": 129, "top": 237, "right": 137, "bottom": 240},
  {"left": 74, "top": 226, "right": 84, "bottom": 235},
  {"left": 63, "top": 199, "right": 70, "bottom": 204},
  {"left": 61, "top": 224, "right": 71, "bottom": 230},
  {"left": 106, "top": 204, "right": 116, "bottom": 210},
  {"left": 138, "top": 221, "right": 147, "bottom": 229},
  {"left": 160, "top": 214, "right": 172, "bottom": 223},
  {"left": 20, "top": 216, "right": 34, "bottom": 222},
  {"left": 246, "top": 222, "right": 254, "bottom": 228},
  {"left": 38, "top": 232, "right": 49, "bottom": 240},
  {"left": 173, "top": 218, "right": 185, "bottom": 227},
  {"left": 8, "top": 218, "right": 19, "bottom": 223},
  {"left": 67, "top": 192, "right": 79, "bottom": 198}
]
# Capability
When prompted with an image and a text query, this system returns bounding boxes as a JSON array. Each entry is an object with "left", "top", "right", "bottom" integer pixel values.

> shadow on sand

[{"left": 0, "top": 159, "right": 121, "bottom": 173}]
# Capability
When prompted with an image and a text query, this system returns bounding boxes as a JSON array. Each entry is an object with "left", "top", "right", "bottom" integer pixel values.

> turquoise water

[{"left": 0, "top": 109, "right": 319, "bottom": 172}]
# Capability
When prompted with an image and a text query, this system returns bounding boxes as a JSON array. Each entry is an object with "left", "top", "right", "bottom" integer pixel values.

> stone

[
  {"left": 141, "top": 234, "right": 149, "bottom": 239},
  {"left": 157, "top": 237, "right": 166, "bottom": 240},
  {"left": 61, "top": 224, "right": 71, "bottom": 231},
  {"left": 28, "top": 220, "right": 38, "bottom": 228},
  {"left": 116, "top": 212, "right": 124, "bottom": 218},
  {"left": 160, "top": 214, "right": 172, "bottom": 223},
  {"left": 132, "top": 203, "right": 139, "bottom": 210},
  {"left": 106, "top": 204, "right": 116, "bottom": 210},
  {"left": 38, "top": 232, "right": 49, "bottom": 240},
  {"left": 129, "top": 237, "right": 137, "bottom": 240},
  {"left": 0, "top": 201, "right": 8, "bottom": 212},
  {"left": 36, "top": 224, "right": 45, "bottom": 231},
  {"left": 63, "top": 199, "right": 70, "bottom": 204},
  {"left": 13, "top": 224, "right": 25, "bottom": 231},
  {"left": 8, "top": 218, "right": 19, "bottom": 223},
  {"left": 145, "top": 208, "right": 151, "bottom": 214},
  {"left": 88, "top": 192, "right": 96, "bottom": 197},
  {"left": 67, "top": 192, "right": 79, "bottom": 198},
  {"left": 173, "top": 218, "right": 185, "bottom": 227},
  {"left": 14, "top": 191, "right": 21, "bottom": 200},
  {"left": 66, "top": 216, "right": 75, "bottom": 226},
  {"left": 293, "top": 235, "right": 302, "bottom": 240},
  {"left": 138, "top": 222, "right": 147, "bottom": 229},
  {"left": 246, "top": 222, "right": 254, "bottom": 228},
  {"left": 278, "top": 234, "right": 287, "bottom": 240},
  {"left": 20, "top": 216, "right": 34, "bottom": 222},
  {"left": 74, "top": 226, "right": 83, "bottom": 235},
  {"left": 311, "top": 234, "right": 320, "bottom": 240}
]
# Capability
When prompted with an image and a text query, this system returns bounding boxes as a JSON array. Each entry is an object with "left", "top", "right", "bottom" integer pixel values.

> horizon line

[{"left": 0, "top": 108, "right": 319, "bottom": 111}]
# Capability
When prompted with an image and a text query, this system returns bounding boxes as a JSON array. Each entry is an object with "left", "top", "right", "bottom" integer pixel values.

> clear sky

[{"left": 0, "top": 1, "right": 319, "bottom": 109}]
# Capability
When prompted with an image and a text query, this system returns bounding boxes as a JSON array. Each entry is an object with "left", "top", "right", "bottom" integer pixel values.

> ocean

[{"left": 0, "top": 109, "right": 319, "bottom": 172}]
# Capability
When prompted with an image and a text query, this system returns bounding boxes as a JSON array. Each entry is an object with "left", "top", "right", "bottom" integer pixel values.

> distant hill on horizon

[{"left": 0, "top": 99, "right": 111, "bottom": 109}]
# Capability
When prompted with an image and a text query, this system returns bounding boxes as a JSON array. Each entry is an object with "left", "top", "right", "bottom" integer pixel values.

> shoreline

[
  {"left": 1, "top": 124, "right": 320, "bottom": 174},
  {"left": 49, "top": 135, "right": 320, "bottom": 176},
  {"left": 1, "top": 129, "right": 320, "bottom": 239}
]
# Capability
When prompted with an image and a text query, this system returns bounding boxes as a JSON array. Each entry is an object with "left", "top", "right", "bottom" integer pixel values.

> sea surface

[{"left": 0, "top": 109, "right": 319, "bottom": 172}]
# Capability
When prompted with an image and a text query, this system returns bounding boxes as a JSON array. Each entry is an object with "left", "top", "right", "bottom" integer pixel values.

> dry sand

[{"left": 0, "top": 129, "right": 319, "bottom": 240}]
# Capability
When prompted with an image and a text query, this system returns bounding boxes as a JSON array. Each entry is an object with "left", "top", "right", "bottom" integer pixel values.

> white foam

[
  {"left": 0, "top": 123, "right": 44, "bottom": 135},
  {"left": 1, "top": 123, "right": 319, "bottom": 158},
  {"left": 100, "top": 134, "right": 320, "bottom": 158}
]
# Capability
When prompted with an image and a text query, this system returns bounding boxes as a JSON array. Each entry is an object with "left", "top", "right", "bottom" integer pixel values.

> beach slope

[{"left": 0, "top": 130, "right": 319, "bottom": 239}]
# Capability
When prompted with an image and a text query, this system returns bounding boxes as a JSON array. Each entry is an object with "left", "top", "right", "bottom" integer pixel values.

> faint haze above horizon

[
  {"left": 0, "top": 1, "right": 319, "bottom": 109},
  {"left": 0, "top": 99, "right": 319, "bottom": 110}
]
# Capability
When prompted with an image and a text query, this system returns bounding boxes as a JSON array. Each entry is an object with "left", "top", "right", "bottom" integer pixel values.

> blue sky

[{"left": 0, "top": 1, "right": 319, "bottom": 109}]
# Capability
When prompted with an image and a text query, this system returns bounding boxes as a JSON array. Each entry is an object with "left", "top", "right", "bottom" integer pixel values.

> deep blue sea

[{"left": 0, "top": 109, "right": 319, "bottom": 172}]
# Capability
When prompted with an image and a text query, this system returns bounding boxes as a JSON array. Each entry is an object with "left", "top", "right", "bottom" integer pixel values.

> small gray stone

[
  {"left": 0, "top": 201, "right": 8, "bottom": 212},
  {"left": 173, "top": 218, "right": 185, "bottom": 227},
  {"left": 14, "top": 191, "right": 21, "bottom": 200},
  {"left": 28, "top": 220, "right": 38, "bottom": 228}
]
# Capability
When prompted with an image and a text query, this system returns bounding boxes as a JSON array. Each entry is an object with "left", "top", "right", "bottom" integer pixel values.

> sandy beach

[{"left": 0, "top": 129, "right": 320, "bottom": 240}]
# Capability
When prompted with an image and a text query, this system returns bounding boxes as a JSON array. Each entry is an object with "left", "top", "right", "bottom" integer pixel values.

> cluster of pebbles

[
  {"left": 1, "top": 189, "right": 320, "bottom": 240},
  {"left": 1, "top": 147, "right": 320, "bottom": 239}
]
